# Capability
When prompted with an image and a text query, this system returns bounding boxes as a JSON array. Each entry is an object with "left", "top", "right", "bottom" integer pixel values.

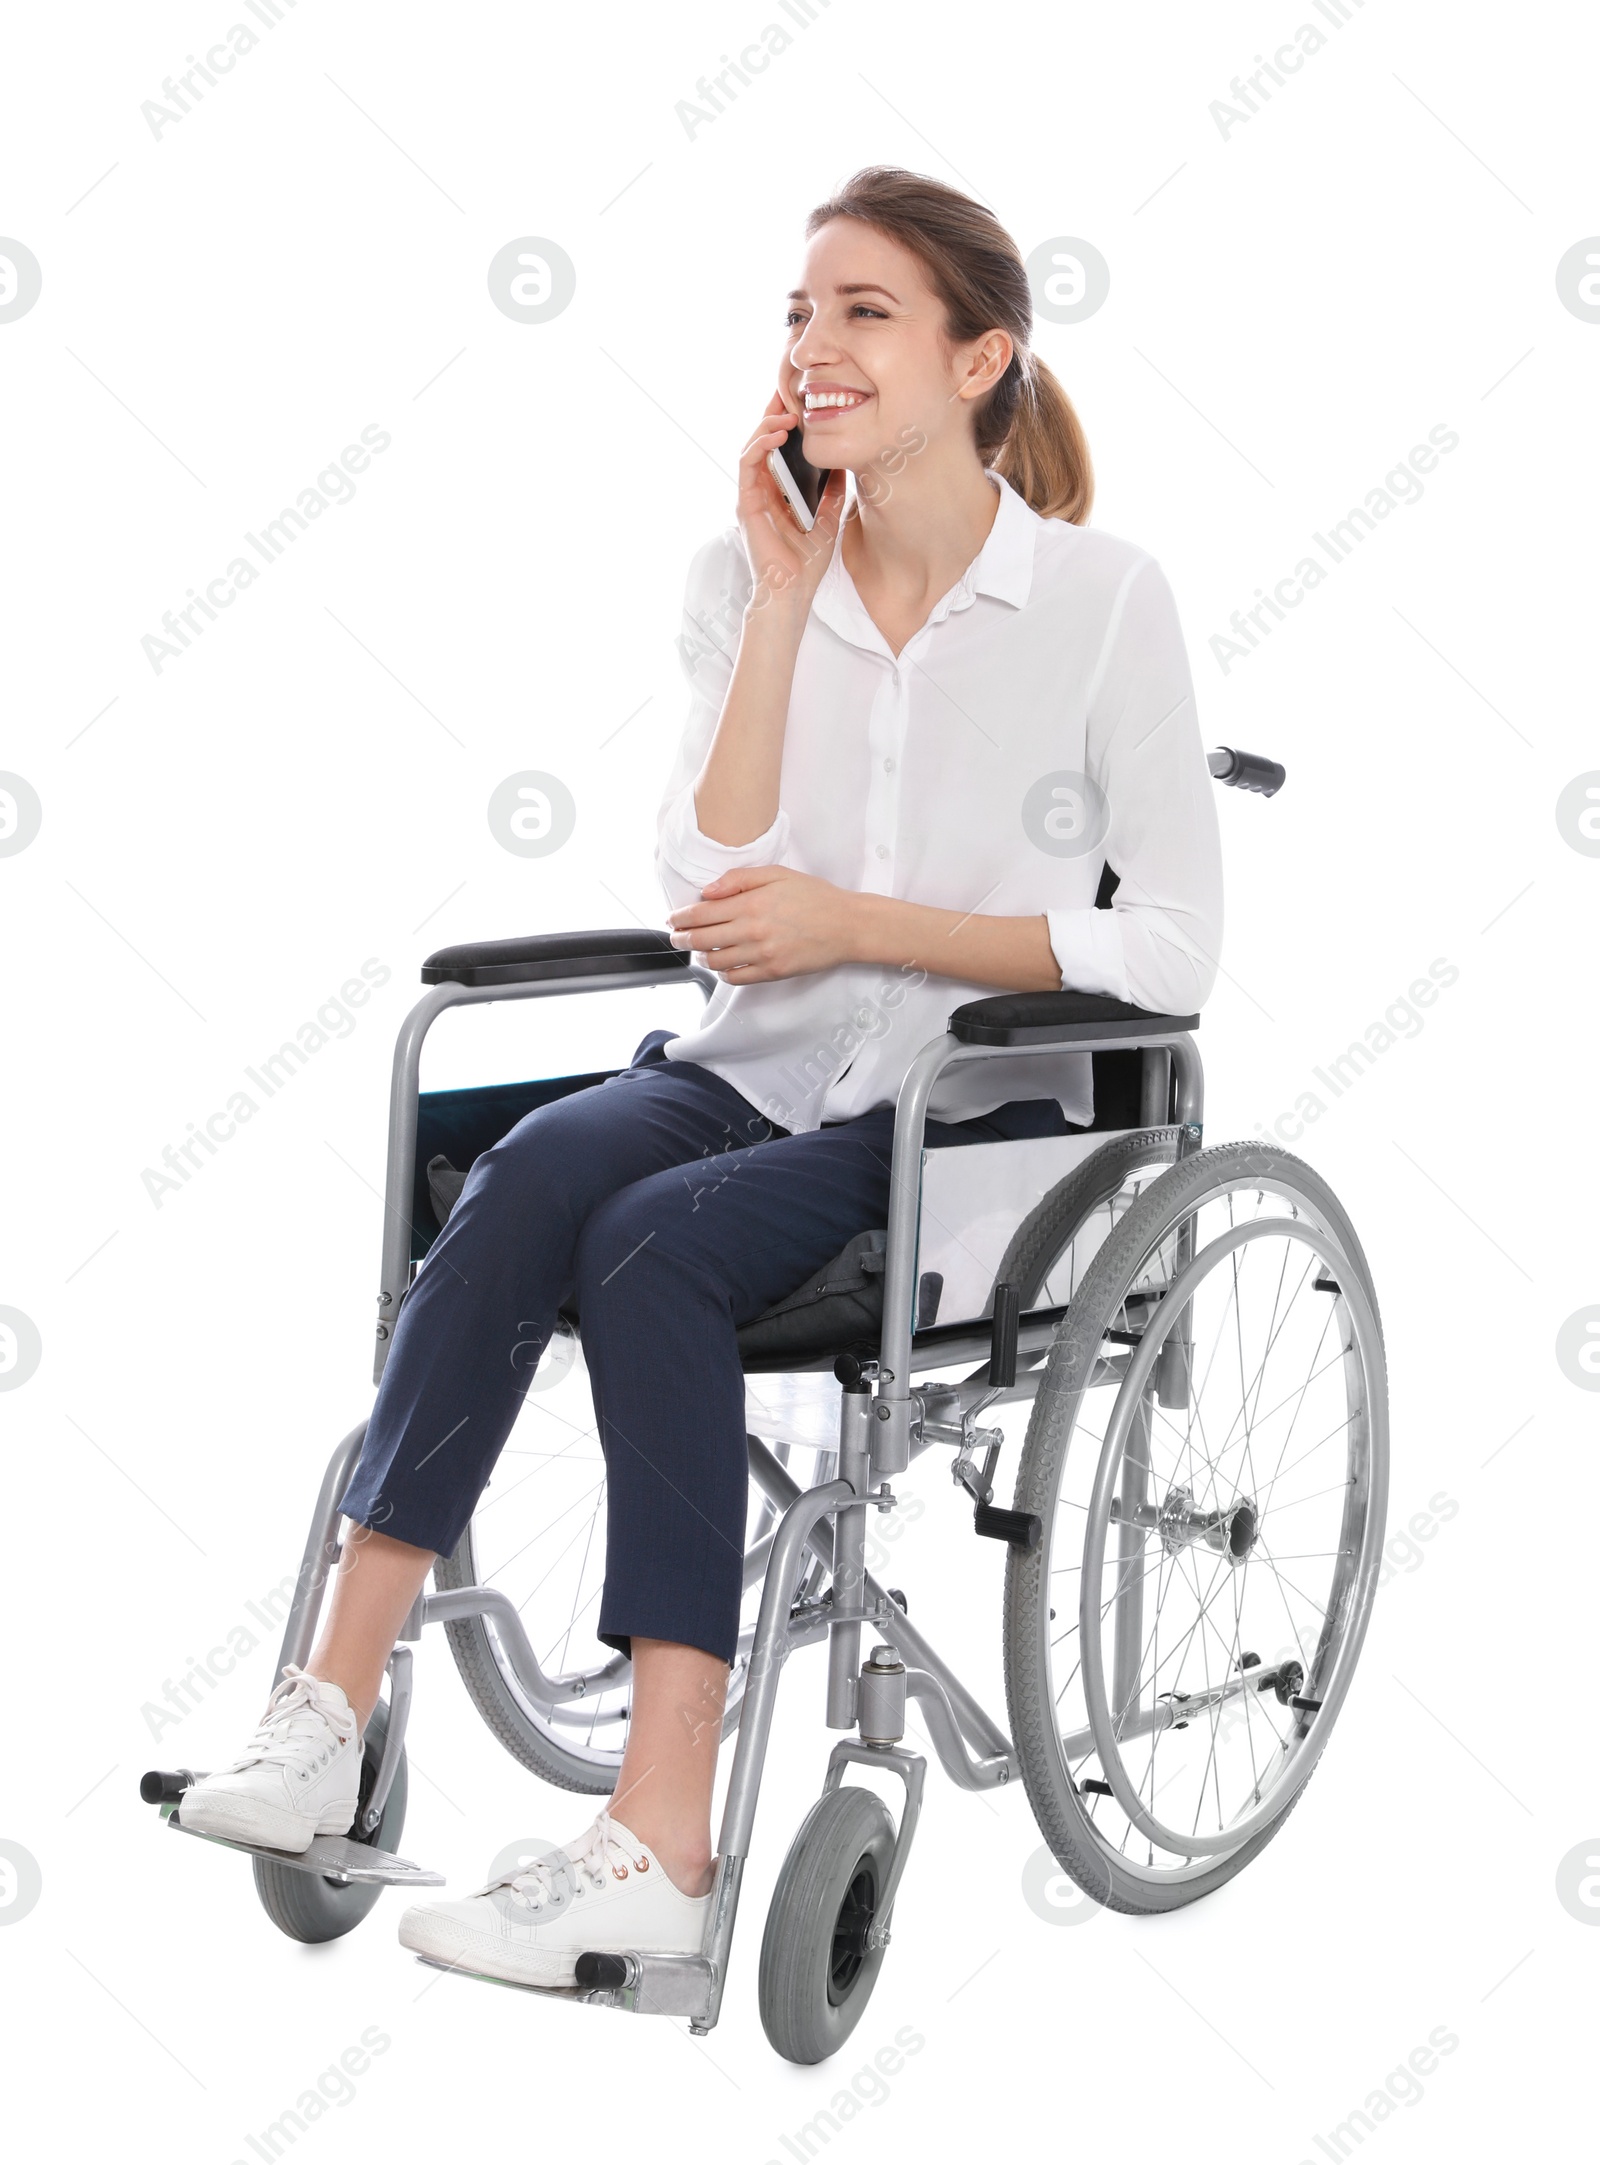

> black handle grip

[
  {"left": 973, "top": 1502, "right": 1042, "bottom": 1550},
  {"left": 1208, "top": 746, "right": 1286, "bottom": 796},
  {"left": 988, "top": 1281, "right": 1020, "bottom": 1389},
  {"left": 140, "top": 1769, "right": 198, "bottom": 1805}
]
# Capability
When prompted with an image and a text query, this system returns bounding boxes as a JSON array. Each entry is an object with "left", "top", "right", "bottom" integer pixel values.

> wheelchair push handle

[{"left": 1208, "top": 746, "right": 1286, "bottom": 796}]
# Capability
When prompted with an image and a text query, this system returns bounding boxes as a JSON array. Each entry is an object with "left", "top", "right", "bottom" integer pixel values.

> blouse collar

[{"left": 812, "top": 469, "right": 1042, "bottom": 658}]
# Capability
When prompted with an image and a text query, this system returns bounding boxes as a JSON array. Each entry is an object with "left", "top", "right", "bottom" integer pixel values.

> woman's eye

[
  {"left": 849, "top": 304, "right": 887, "bottom": 319},
  {"left": 784, "top": 309, "right": 807, "bottom": 327}
]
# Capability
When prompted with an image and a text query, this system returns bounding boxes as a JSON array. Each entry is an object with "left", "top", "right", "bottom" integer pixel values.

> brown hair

[{"left": 804, "top": 166, "right": 1094, "bottom": 524}]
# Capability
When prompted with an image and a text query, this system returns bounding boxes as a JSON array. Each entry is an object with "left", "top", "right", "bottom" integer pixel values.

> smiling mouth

[{"left": 802, "top": 389, "right": 872, "bottom": 415}]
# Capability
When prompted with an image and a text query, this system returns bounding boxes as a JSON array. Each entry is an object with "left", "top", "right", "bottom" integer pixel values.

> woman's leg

[
  {"left": 304, "top": 1526, "right": 437, "bottom": 1729},
  {"left": 608, "top": 1639, "right": 728, "bottom": 1896},
  {"left": 571, "top": 1109, "right": 907, "bottom": 1884},
  {"left": 395, "top": 1095, "right": 1058, "bottom": 1974},
  {"left": 324, "top": 1041, "right": 787, "bottom": 1694},
  {"left": 183, "top": 1042, "right": 785, "bottom": 1852}
]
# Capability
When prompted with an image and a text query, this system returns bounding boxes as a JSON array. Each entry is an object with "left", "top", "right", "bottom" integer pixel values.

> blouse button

[
  {"left": 883, "top": 757, "right": 895, "bottom": 773},
  {"left": 875, "top": 844, "right": 890, "bottom": 861}
]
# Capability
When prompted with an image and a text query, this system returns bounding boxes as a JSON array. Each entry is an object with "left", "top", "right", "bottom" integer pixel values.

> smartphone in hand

[{"left": 766, "top": 419, "right": 828, "bottom": 532}]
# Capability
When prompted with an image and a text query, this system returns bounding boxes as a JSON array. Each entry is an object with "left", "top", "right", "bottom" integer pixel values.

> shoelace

[
  {"left": 501, "top": 1810, "right": 648, "bottom": 1911},
  {"left": 223, "top": 1665, "right": 358, "bottom": 1775}
]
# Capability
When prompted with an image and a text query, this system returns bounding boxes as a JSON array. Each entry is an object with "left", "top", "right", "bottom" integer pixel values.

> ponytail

[
  {"left": 993, "top": 355, "right": 1094, "bottom": 525},
  {"left": 805, "top": 167, "right": 1095, "bottom": 525}
]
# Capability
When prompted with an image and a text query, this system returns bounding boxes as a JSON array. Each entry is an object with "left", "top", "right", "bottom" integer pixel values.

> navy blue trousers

[{"left": 338, "top": 1029, "right": 1071, "bottom": 1665}]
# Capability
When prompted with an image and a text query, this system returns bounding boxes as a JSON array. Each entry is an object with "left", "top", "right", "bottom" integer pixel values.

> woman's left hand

[{"left": 666, "top": 867, "right": 863, "bottom": 982}]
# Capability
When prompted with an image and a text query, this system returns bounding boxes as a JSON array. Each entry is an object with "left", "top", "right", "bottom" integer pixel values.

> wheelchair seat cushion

[
  {"left": 427, "top": 1155, "right": 470, "bottom": 1227},
  {"left": 732, "top": 1228, "right": 889, "bottom": 1361}
]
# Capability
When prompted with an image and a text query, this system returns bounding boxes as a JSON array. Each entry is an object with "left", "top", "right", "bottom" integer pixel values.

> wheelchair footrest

[
  {"left": 973, "top": 1503, "right": 1043, "bottom": 1551},
  {"left": 413, "top": 1950, "right": 714, "bottom": 2021},
  {"left": 164, "top": 1808, "right": 445, "bottom": 1888}
]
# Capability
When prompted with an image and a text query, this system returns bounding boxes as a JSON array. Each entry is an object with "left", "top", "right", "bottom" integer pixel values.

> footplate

[
  {"left": 164, "top": 1807, "right": 444, "bottom": 1888},
  {"left": 413, "top": 1950, "right": 714, "bottom": 2021}
]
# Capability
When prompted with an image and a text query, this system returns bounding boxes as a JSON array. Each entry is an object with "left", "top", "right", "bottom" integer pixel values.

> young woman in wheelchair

[{"left": 181, "top": 167, "right": 1222, "bottom": 1987}]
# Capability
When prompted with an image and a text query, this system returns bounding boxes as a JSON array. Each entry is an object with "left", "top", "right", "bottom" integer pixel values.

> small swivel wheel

[
  {"left": 758, "top": 1788, "right": 897, "bottom": 2065},
  {"left": 252, "top": 1698, "right": 408, "bottom": 1944}
]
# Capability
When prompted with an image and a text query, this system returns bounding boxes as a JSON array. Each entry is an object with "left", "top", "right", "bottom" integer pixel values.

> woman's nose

[{"left": 788, "top": 318, "right": 837, "bottom": 371}]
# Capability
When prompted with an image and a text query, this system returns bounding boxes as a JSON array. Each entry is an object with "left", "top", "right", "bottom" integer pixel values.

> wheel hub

[
  {"left": 1156, "top": 1483, "right": 1261, "bottom": 1567},
  {"left": 828, "top": 1867, "right": 878, "bottom": 2000}
]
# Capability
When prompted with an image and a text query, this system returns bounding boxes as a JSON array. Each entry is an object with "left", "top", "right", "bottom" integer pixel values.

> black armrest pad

[
  {"left": 422, "top": 926, "right": 687, "bottom": 988},
  {"left": 949, "top": 990, "right": 1199, "bottom": 1046}
]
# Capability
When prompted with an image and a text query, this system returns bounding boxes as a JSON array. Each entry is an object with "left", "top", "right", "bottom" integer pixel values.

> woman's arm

[
  {"left": 691, "top": 397, "right": 846, "bottom": 846},
  {"left": 1045, "top": 555, "right": 1222, "bottom": 1015},
  {"left": 667, "top": 865, "right": 1063, "bottom": 991},
  {"left": 691, "top": 596, "right": 809, "bottom": 846},
  {"left": 848, "top": 891, "right": 1061, "bottom": 991}
]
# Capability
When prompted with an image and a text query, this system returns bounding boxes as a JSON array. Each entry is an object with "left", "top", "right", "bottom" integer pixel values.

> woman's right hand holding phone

[
  {"left": 689, "top": 393, "right": 847, "bottom": 852},
  {"left": 736, "top": 391, "right": 846, "bottom": 624}
]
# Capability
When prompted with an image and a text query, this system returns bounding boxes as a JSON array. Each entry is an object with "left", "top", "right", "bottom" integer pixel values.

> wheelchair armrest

[
  {"left": 421, "top": 926, "right": 688, "bottom": 988},
  {"left": 947, "top": 990, "right": 1199, "bottom": 1046}
]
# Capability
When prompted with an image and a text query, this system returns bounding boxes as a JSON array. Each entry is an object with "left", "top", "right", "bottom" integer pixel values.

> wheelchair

[{"left": 142, "top": 744, "right": 1389, "bottom": 2065}]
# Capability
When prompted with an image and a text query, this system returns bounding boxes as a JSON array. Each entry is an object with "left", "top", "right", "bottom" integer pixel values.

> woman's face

[{"left": 781, "top": 218, "right": 1011, "bottom": 475}]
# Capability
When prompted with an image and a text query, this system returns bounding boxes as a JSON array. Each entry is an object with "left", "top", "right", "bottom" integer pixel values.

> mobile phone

[{"left": 766, "top": 418, "right": 827, "bottom": 532}]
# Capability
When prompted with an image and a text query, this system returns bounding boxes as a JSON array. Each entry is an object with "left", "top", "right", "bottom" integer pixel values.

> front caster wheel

[
  {"left": 758, "top": 1787, "right": 897, "bottom": 2065},
  {"left": 252, "top": 1697, "right": 408, "bottom": 1944}
]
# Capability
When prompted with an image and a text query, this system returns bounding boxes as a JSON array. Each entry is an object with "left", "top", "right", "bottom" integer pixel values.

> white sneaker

[
  {"left": 179, "top": 1666, "right": 361, "bottom": 1855},
  {"left": 399, "top": 1810, "right": 712, "bottom": 1988}
]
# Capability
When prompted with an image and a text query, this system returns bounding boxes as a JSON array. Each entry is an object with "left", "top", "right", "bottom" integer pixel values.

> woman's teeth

[{"left": 803, "top": 391, "right": 868, "bottom": 410}]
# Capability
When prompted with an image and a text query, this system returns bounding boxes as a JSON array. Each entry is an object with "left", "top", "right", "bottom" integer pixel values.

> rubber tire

[
  {"left": 252, "top": 1698, "right": 409, "bottom": 1943},
  {"left": 1002, "top": 1141, "right": 1385, "bottom": 1915},
  {"left": 759, "top": 1787, "right": 898, "bottom": 2066},
  {"left": 989, "top": 1128, "right": 1181, "bottom": 1311}
]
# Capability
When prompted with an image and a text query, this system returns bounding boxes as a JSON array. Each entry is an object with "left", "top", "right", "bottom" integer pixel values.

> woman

[{"left": 181, "top": 167, "right": 1221, "bottom": 1986}]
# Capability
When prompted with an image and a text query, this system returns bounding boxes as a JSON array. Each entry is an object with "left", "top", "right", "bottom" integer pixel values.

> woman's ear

[{"left": 959, "top": 329, "right": 1013, "bottom": 402}]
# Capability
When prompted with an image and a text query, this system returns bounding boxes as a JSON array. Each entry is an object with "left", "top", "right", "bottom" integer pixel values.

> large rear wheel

[{"left": 1004, "top": 1142, "right": 1388, "bottom": 1913}]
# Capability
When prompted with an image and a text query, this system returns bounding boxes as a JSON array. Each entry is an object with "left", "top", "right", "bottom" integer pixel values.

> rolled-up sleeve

[
  {"left": 1046, "top": 554, "right": 1223, "bottom": 1016},
  {"left": 655, "top": 532, "right": 790, "bottom": 916}
]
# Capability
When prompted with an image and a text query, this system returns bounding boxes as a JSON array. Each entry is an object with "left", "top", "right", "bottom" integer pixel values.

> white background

[{"left": 2, "top": 1, "right": 1595, "bottom": 2156}]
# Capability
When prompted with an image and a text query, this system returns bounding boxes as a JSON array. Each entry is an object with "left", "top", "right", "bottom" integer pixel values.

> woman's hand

[
  {"left": 667, "top": 866, "right": 861, "bottom": 982},
  {"left": 736, "top": 391, "right": 847, "bottom": 616}
]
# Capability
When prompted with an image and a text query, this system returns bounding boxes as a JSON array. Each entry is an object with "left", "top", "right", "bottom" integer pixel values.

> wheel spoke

[{"left": 1032, "top": 1159, "right": 1384, "bottom": 1883}]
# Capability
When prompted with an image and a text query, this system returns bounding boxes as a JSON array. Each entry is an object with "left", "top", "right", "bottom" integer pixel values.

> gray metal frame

[
  {"left": 372, "top": 962, "right": 718, "bottom": 1382},
  {"left": 268, "top": 959, "right": 1206, "bottom": 2025}
]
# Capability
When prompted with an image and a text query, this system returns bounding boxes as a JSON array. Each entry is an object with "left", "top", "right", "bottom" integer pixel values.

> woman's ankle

[
  {"left": 612, "top": 1809, "right": 713, "bottom": 1897},
  {"left": 655, "top": 1849, "right": 716, "bottom": 1899}
]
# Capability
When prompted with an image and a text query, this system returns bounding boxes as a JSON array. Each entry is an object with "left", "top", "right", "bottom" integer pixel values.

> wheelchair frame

[
  {"left": 258, "top": 951, "right": 1206, "bottom": 2031},
  {"left": 145, "top": 745, "right": 1320, "bottom": 2036}
]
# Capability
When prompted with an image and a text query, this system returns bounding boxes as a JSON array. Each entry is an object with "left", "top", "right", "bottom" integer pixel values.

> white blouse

[{"left": 653, "top": 472, "right": 1222, "bottom": 1136}]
